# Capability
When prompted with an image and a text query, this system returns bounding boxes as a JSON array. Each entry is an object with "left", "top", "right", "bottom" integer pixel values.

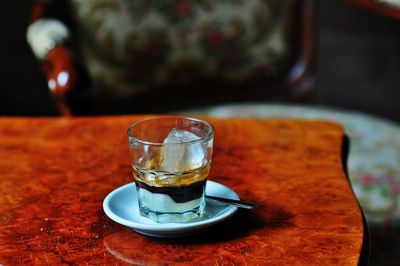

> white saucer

[{"left": 103, "top": 180, "right": 239, "bottom": 237}]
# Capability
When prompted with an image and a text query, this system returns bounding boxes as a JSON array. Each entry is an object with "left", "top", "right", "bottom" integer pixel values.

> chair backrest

[
  {"left": 345, "top": 0, "right": 400, "bottom": 20},
  {"left": 28, "top": 0, "right": 316, "bottom": 116}
]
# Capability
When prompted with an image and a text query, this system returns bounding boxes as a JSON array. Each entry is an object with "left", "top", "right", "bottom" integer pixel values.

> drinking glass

[{"left": 127, "top": 117, "right": 214, "bottom": 223}]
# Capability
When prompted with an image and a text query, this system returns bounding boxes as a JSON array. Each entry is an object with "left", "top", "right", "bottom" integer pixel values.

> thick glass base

[{"left": 138, "top": 197, "right": 206, "bottom": 223}]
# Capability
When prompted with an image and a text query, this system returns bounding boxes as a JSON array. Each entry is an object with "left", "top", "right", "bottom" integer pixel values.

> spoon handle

[{"left": 205, "top": 195, "right": 258, "bottom": 209}]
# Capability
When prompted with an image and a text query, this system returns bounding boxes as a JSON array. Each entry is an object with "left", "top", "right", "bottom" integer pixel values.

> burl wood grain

[{"left": 0, "top": 116, "right": 364, "bottom": 265}]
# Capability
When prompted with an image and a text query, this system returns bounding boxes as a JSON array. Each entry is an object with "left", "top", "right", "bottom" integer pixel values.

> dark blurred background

[{"left": 1, "top": 0, "right": 399, "bottom": 120}]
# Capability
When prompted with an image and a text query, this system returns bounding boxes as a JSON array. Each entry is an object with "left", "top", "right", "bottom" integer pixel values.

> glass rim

[{"left": 127, "top": 116, "right": 214, "bottom": 146}]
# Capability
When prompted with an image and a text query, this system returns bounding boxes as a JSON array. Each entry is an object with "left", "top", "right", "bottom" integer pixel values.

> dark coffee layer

[{"left": 135, "top": 179, "right": 207, "bottom": 203}]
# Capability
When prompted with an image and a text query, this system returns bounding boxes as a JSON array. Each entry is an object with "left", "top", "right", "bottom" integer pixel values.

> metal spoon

[{"left": 205, "top": 195, "right": 258, "bottom": 209}]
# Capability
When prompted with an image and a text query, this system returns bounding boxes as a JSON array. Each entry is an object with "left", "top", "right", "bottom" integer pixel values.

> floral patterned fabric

[
  {"left": 183, "top": 103, "right": 400, "bottom": 265},
  {"left": 70, "top": 0, "right": 296, "bottom": 98},
  {"left": 185, "top": 103, "right": 400, "bottom": 225}
]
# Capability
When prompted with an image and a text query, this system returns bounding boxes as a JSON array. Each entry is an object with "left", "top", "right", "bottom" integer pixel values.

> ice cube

[{"left": 161, "top": 128, "right": 205, "bottom": 173}]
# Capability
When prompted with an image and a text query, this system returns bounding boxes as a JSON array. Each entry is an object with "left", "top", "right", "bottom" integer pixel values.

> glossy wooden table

[{"left": 0, "top": 116, "right": 366, "bottom": 265}]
